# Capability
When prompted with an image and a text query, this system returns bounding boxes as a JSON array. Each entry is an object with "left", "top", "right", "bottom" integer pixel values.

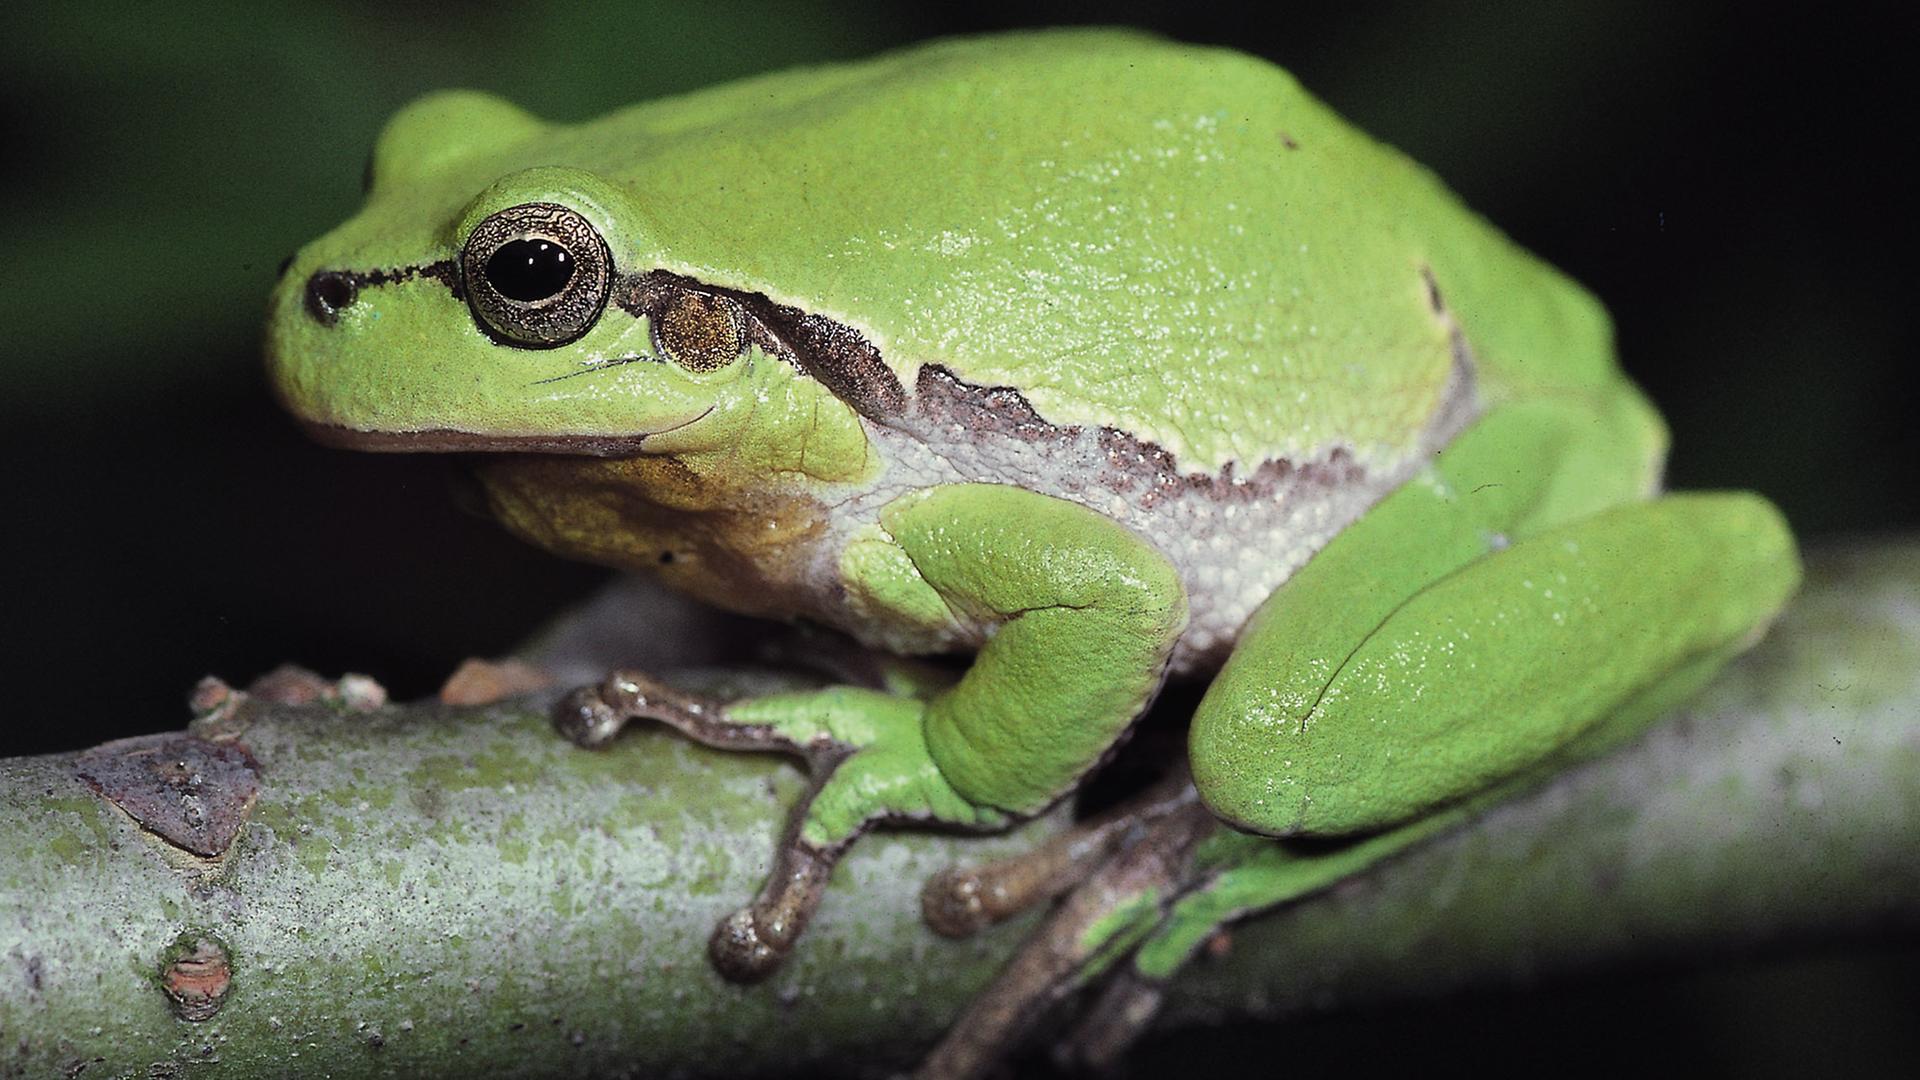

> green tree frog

[{"left": 265, "top": 28, "right": 1799, "bottom": 1069}]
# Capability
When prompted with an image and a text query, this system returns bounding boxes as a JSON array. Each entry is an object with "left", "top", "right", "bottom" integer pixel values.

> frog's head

[{"left": 266, "top": 91, "right": 877, "bottom": 475}]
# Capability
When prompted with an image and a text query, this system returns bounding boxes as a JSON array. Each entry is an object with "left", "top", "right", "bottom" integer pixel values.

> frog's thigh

[
  {"left": 1193, "top": 492, "right": 1799, "bottom": 836},
  {"left": 877, "top": 483, "right": 1188, "bottom": 814}
]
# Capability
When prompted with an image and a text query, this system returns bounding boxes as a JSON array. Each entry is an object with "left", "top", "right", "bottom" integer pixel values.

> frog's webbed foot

[
  {"left": 557, "top": 671, "right": 848, "bottom": 980},
  {"left": 915, "top": 786, "right": 1219, "bottom": 1080},
  {"left": 556, "top": 669, "right": 999, "bottom": 982},
  {"left": 921, "top": 769, "right": 1197, "bottom": 938},
  {"left": 925, "top": 802, "right": 1490, "bottom": 1078}
]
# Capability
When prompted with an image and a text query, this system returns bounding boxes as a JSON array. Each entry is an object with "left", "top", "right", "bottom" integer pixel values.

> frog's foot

[
  {"left": 557, "top": 671, "right": 1006, "bottom": 982},
  {"left": 915, "top": 789, "right": 1218, "bottom": 1080},
  {"left": 920, "top": 800, "right": 1474, "bottom": 1079},
  {"left": 1058, "top": 811, "right": 1483, "bottom": 1076},
  {"left": 922, "top": 769, "right": 1197, "bottom": 938}
]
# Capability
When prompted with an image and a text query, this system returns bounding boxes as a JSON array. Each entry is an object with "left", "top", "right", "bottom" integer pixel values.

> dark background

[{"left": 2, "top": 3, "right": 1913, "bottom": 1076}]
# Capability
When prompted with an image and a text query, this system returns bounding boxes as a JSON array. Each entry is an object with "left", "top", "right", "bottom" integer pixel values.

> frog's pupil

[{"left": 486, "top": 239, "right": 574, "bottom": 302}]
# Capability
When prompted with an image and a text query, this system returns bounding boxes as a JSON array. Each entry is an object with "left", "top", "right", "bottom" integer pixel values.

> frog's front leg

[
  {"left": 562, "top": 482, "right": 1188, "bottom": 980},
  {"left": 562, "top": 674, "right": 985, "bottom": 979}
]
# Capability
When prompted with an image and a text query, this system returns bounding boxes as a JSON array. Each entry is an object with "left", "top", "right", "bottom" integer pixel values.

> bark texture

[{"left": 2, "top": 542, "right": 1916, "bottom": 1078}]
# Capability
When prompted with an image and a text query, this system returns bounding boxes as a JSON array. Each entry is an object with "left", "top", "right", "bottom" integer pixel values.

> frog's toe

[
  {"left": 551, "top": 669, "right": 808, "bottom": 754},
  {"left": 708, "top": 836, "right": 840, "bottom": 982},
  {"left": 553, "top": 684, "right": 627, "bottom": 748},
  {"left": 710, "top": 908, "right": 785, "bottom": 982},
  {"left": 552, "top": 676, "right": 1010, "bottom": 979},
  {"left": 921, "top": 866, "right": 997, "bottom": 938}
]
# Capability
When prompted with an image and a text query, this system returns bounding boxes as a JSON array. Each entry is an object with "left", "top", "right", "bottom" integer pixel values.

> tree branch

[{"left": 3, "top": 542, "right": 1916, "bottom": 1078}]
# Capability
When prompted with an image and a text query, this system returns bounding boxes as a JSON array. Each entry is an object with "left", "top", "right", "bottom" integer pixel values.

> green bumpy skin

[
  {"left": 263, "top": 28, "right": 1802, "bottom": 990},
  {"left": 267, "top": 29, "right": 1623, "bottom": 470}
]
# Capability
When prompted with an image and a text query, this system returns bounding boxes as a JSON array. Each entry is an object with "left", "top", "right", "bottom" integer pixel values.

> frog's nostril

[{"left": 305, "top": 270, "right": 358, "bottom": 326}]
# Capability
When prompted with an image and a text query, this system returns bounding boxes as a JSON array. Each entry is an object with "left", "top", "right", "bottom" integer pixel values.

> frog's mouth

[{"left": 297, "top": 406, "right": 713, "bottom": 457}]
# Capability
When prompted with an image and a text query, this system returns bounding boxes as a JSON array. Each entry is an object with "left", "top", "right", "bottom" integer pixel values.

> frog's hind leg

[
  {"left": 1192, "top": 489, "right": 1798, "bottom": 839},
  {"left": 911, "top": 784, "right": 1432, "bottom": 1078},
  {"left": 927, "top": 401, "right": 1798, "bottom": 1074},
  {"left": 1190, "top": 398, "right": 1801, "bottom": 838},
  {"left": 1049, "top": 605, "right": 1794, "bottom": 1072}
]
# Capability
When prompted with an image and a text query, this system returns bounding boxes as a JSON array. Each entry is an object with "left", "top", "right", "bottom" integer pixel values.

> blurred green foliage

[{"left": 0, "top": 3, "right": 1911, "bottom": 1077}]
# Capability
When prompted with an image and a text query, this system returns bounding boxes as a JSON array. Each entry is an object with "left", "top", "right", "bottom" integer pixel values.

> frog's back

[
  {"left": 429, "top": 33, "right": 1661, "bottom": 670},
  {"left": 575, "top": 29, "right": 1627, "bottom": 477},
  {"left": 515, "top": 31, "right": 1656, "bottom": 668}
]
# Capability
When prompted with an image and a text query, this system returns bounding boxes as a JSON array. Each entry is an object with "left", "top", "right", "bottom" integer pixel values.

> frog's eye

[
  {"left": 460, "top": 202, "right": 612, "bottom": 348},
  {"left": 653, "top": 288, "right": 747, "bottom": 373}
]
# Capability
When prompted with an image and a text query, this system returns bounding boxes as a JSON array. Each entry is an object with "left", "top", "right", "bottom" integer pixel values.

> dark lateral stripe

[
  {"left": 907, "top": 362, "right": 1405, "bottom": 511},
  {"left": 741, "top": 296, "right": 909, "bottom": 420}
]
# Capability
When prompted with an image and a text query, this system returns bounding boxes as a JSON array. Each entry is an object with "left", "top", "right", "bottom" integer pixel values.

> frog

[{"left": 264, "top": 28, "right": 1800, "bottom": 1074}]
